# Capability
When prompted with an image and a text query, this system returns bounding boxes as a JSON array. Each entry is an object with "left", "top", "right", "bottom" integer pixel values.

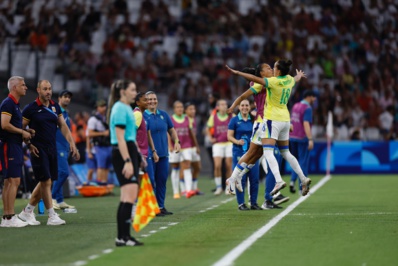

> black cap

[
  {"left": 59, "top": 90, "right": 73, "bottom": 97},
  {"left": 303, "top": 90, "right": 316, "bottom": 98}
]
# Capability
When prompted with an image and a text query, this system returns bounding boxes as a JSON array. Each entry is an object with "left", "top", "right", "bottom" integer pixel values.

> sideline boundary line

[{"left": 213, "top": 175, "right": 331, "bottom": 266}]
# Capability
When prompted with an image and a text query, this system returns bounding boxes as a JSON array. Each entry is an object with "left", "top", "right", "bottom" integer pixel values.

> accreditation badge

[{"left": 52, "top": 106, "right": 56, "bottom": 112}]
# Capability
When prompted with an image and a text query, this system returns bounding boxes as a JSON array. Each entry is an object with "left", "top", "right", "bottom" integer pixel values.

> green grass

[{"left": 1, "top": 175, "right": 398, "bottom": 266}]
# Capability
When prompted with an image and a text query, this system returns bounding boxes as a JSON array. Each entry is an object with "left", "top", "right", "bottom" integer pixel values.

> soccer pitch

[{"left": 1, "top": 174, "right": 397, "bottom": 266}]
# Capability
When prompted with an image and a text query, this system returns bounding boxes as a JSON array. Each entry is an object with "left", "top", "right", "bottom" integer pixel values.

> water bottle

[
  {"left": 38, "top": 199, "right": 45, "bottom": 215},
  {"left": 242, "top": 135, "right": 249, "bottom": 153}
]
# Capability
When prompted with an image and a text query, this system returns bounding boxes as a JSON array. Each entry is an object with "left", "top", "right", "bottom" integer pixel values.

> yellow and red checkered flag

[{"left": 133, "top": 173, "right": 160, "bottom": 232}]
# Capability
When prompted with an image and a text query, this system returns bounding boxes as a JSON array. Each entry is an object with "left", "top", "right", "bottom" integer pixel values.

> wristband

[
  {"left": 124, "top": 158, "right": 131, "bottom": 163},
  {"left": 175, "top": 139, "right": 180, "bottom": 144},
  {"left": 26, "top": 142, "right": 32, "bottom": 148},
  {"left": 152, "top": 149, "right": 157, "bottom": 153}
]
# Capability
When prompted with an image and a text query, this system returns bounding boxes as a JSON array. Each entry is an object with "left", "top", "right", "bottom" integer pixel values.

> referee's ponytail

[{"left": 106, "top": 79, "right": 132, "bottom": 123}]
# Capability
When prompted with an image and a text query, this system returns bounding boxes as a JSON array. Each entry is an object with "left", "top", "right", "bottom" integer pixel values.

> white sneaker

[
  {"left": 18, "top": 210, "right": 41, "bottom": 225},
  {"left": 47, "top": 213, "right": 66, "bottom": 226},
  {"left": 0, "top": 218, "right": 11, "bottom": 227},
  {"left": 225, "top": 178, "right": 236, "bottom": 195},
  {"left": 235, "top": 178, "right": 243, "bottom": 193},
  {"left": 214, "top": 187, "right": 223, "bottom": 195},
  {"left": 270, "top": 181, "right": 286, "bottom": 196},
  {"left": 58, "top": 202, "right": 75, "bottom": 209},
  {"left": 52, "top": 199, "right": 61, "bottom": 210},
  {"left": 8, "top": 215, "right": 28, "bottom": 227}
]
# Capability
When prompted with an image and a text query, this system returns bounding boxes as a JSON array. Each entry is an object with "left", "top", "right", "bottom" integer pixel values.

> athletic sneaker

[
  {"left": 270, "top": 181, "right": 286, "bottom": 196},
  {"left": 250, "top": 204, "right": 262, "bottom": 210},
  {"left": 115, "top": 237, "right": 143, "bottom": 247},
  {"left": 235, "top": 178, "right": 243, "bottom": 193},
  {"left": 289, "top": 182, "right": 296, "bottom": 193},
  {"left": 238, "top": 204, "right": 250, "bottom": 211},
  {"left": 1, "top": 216, "right": 28, "bottom": 227},
  {"left": 52, "top": 199, "right": 61, "bottom": 210},
  {"left": 273, "top": 194, "right": 290, "bottom": 205},
  {"left": 195, "top": 190, "right": 204, "bottom": 195},
  {"left": 225, "top": 178, "right": 236, "bottom": 195},
  {"left": 0, "top": 218, "right": 11, "bottom": 227},
  {"left": 160, "top": 208, "right": 173, "bottom": 215},
  {"left": 301, "top": 178, "right": 312, "bottom": 196},
  {"left": 214, "top": 187, "right": 223, "bottom": 195},
  {"left": 47, "top": 213, "right": 66, "bottom": 225},
  {"left": 18, "top": 210, "right": 41, "bottom": 225},
  {"left": 261, "top": 200, "right": 282, "bottom": 210},
  {"left": 58, "top": 202, "right": 75, "bottom": 209},
  {"left": 186, "top": 190, "right": 196, "bottom": 199},
  {"left": 173, "top": 193, "right": 181, "bottom": 199}
]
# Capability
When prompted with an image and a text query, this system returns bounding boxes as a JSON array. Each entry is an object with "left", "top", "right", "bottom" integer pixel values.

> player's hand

[
  {"left": 103, "top": 130, "right": 110, "bottom": 137},
  {"left": 225, "top": 65, "right": 239, "bottom": 75},
  {"left": 295, "top": 69, "right": 307, "bottom": 80},
  {"left": 308, "top": 140, "right": 314, "bottom": 150},
  {"left": 141, "top": 155, "right": 148, "bottom": 169},
  {"left": 196, "top": 146, "right": 200, "bottom": 155},
  {"left": 26, "top": 128, "right": 35, "bottom": 138},
  {"left": 174, "top": 142, "right": 181, "bottom": 153},
  {"left": 153, "top": 152, "right": 159, "bottom": 163},
  {"left": 237, "top": 139, "right": 245, "bottom": 146},
  {"left": 70, "top": 145, "right": 80, "bottom": 161},
  {"left": 29, "top": 144, "right": 39, "bottom": 157},
  {"left": 22, "top": 130, "right": 31, "bottom": 140},
  {"left": 87, "top": 152, "right": 93, "bottom": 159},
  {"left": 227, "top": 107, "right": 234, "bottom": 114},
  {"left": 122, "top": 162, "right": 133, "bottom": 179}
]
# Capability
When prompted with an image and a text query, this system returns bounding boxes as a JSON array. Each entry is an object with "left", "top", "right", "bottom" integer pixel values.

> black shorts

[
  {"left": 112, "top": 142, "right": 140, "bottom": 186},
  {"left": 31, "top": 146, "right": 58, "bottom": 181}
]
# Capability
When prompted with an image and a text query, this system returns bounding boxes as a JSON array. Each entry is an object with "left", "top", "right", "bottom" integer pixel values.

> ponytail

[
  {"left": 276, "top": 59, "right": 293, "bottom": 76},
  {"left": 106, "top": 79, "right": 133, "bottom": 123}
]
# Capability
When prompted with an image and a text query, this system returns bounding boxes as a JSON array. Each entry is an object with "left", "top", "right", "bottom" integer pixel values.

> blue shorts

[
  {"left": 31, "top": 146, "right": 58, "bottom": 181},
  {"left": 94, "top": 146, "right": 112, "bottom": 169},
  {"left": 0, "top": 141, "right": 23, "bottom": 178},
  {"left": 86, "top": 152, "right": 97, "bottom": 170}
]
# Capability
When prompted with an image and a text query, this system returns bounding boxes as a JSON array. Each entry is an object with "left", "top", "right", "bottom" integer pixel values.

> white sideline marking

[
  {"left": 213, "top": 175, "right": 331, "bottom": 266},
  {"left": 291, "top": 212, "right": 393, "bottom": 216},
  {"left": 102, "top": 249, "right": 113, "bottom": 254},
  {"left": 159, "top": 226, "right": 168, "bottom": 230},
  {"left": 88, "top": 255, "right": 99, "bottom": 260},
  {"left": 73, "top": 261, "right": 87, "bottom": 266},
  {"left": 169, "top": 222, "right": 179, "bottom": 226}
]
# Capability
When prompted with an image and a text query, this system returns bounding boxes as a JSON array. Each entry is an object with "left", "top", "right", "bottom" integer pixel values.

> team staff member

[
  {"left": 227, "top": 99, "right": 261, "bottom": 210},
  {"left": 289, "top": 90, "right": 316, "bottom": 194},
  {"left": 108, "top": 79, "right": 143, "bottom": 246},
  {"left": 18, "top": 80, "right": 79, "bottom": 226},
  {"left": 52, "top": 90, "right": 75, "bottom": 210},
  {"left": 0, "top": 76, "right": 31, "bottom": 227},
  {"left": 144, "top": 91, "right": 180, "bottom": 216}
]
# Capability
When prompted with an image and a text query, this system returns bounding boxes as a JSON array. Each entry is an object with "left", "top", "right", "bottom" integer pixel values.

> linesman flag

[{"left": 133, "top": 173, "right": 160, "bottom": 232}]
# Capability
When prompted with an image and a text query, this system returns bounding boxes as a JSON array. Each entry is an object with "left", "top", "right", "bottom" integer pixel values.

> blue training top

[
  {"left": 0, "top": 94, "right": 23, "bottom": 144},
  {"left": 228, "top": 113, "right": 253, "bottom": 156},
  {"left": 110, "top": 101, "right": 136, "bottom": 145},
  {"left": 144, "top": 109, "right": 173, "bottom": 158},
  {"left": 22, "top": 98, "right": 62, "bottom": 149},
  {"left": 56, "top": 105, "right": 71, "bottom": 151}
]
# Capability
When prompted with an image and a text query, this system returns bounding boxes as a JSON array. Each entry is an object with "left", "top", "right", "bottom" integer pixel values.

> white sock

[
  {"left": 232, "top": 163, "right": 247, "bottom": 180},
  {"left": 25, "top": 203, "right": 35, "bottom": 213},
  {"left": 183, "top": 169, "right": 193, "bottom": 192},
  {"left": 48, "top": 208, "right": 56, "bottom": 216},
  {"left": 192, "top": 178, "right": 198, "bottom": 191},
  {"left": 179, "top": 180, "right": 186, "bottom": 193},
  {"left": 280, "top": 149, "right": 306, "bottom": 182},
  {"left": 260, "top": 155, "right": 268, "bottom": 174},
  {"left": 215, "top": 177, "right": 222, "bottom": 188},
  {"left": 171, "top": 168, "right": 180, "bottom": 194},
  {"left": 263, "top": 147, "right": 283, "bottom": 183}
]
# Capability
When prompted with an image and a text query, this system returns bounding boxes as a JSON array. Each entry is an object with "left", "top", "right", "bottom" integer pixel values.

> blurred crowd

[{"left": 0, "top": 0, "right": 397, "bottom": 141}]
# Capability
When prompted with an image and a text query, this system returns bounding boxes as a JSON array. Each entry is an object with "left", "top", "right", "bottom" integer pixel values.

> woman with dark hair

[
  {"left": 144, "top": 91, "right": 180, "bottom": 216},
  {"left": 227, "top": 99, "right": 261, "bottom": 210},
  {"left": 226, "top": 59, "right": 311, "bottom": 197},
  {"left": 184, "top": 102, "right": 202, "bottom": 195},
  {"left": 133, "top": 92, "right": 158, "bottom": 170},
  {"left": 108, "top": 79, "right": 142, "bottom": 246}
]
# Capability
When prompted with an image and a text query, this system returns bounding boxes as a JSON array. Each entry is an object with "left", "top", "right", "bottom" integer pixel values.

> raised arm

[
  {"left": 294, "top": 69, "right": 307, "bottom": 83},
  {"left": 227, "top": 88, "right": 254, "bottom": 114},
  {"left": 225, "top": 65, "right": 266, "bottom": 85}
]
